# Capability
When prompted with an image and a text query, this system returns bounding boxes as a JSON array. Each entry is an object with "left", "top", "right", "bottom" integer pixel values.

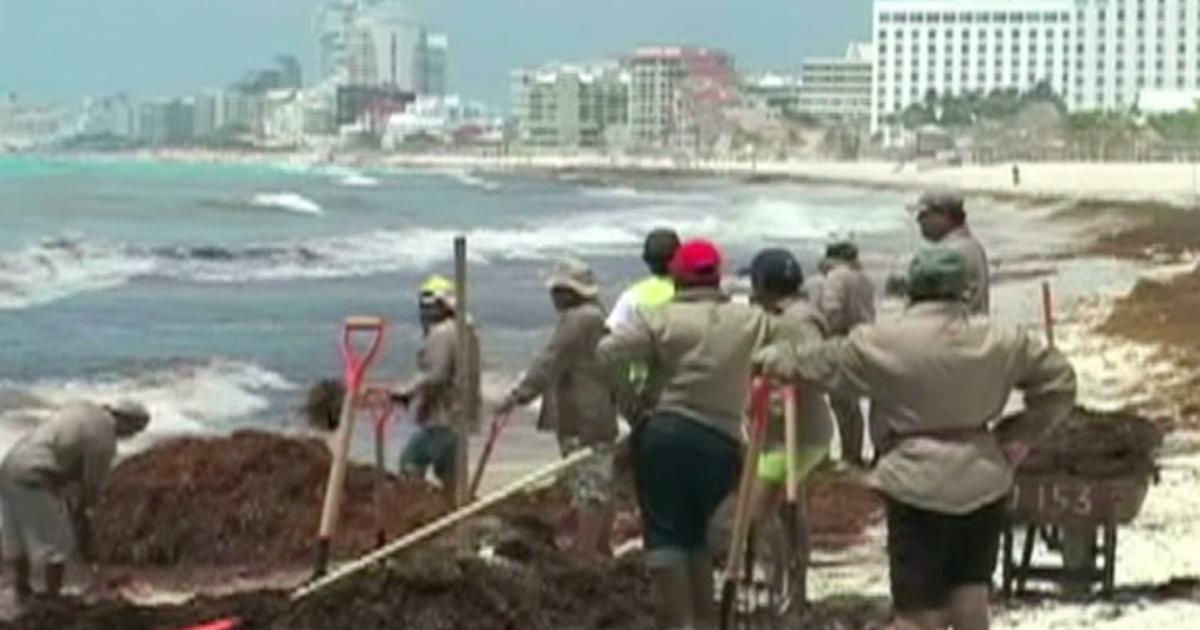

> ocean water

[{"left": 0, "top": 154, "right": 1070, "bottom": 467}]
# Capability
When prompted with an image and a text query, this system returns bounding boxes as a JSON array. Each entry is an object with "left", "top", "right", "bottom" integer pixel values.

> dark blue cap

[{"left": 747, "top": 248, "right": 804, "bottom": 296}]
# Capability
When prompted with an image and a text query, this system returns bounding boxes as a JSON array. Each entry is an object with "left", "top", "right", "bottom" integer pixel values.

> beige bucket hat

[{"left": 545, "top": 257, "right": 600, "bottom": 298}]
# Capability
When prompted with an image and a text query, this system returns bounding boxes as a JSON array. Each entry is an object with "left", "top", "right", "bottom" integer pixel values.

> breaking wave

[
  {"left": 338, "top": 173, "right": 380, "bottom": 188},
  {"left": 0, "top": 358, "right": 295, "bottom": 457},
  {"left": 250, "top": 192, "right": 324, "bottom": 216},
  {"left": 443, "top": 169, "right": 501, "bottom": 192},
  {"left": 579, "top": 186, "right": 716, "bottom": 204},
  {"left": 0, "top": 236, "right": 155, "bottom": 310},
  {"left": 0, "top": 192, "right": 908, "bottom": 309}
]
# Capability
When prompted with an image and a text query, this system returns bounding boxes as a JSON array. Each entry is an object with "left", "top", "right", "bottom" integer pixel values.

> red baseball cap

[{"left": 669, "top": 239, "right": 723, "bottom": 284}]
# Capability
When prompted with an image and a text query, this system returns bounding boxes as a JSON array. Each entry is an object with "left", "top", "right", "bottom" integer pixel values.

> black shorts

[
  {"left": 885, "top": 497, "right": 1006, "bottom": 611},
  {"left": 633, "top": 412, "right": 740, "bottom": 567}
]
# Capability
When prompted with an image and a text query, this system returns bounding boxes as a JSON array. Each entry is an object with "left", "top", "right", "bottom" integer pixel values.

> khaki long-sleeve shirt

[
  {"left": 769, "top": 301, "right": 1075, "bottom": 514},
  {"left": 769, "top": 298, "right": 835, "bottom": 449},
  {"left": 597, "top": 287, "right": 776, "bottom": 442},
  {"left": 403, "top": 317, "right": 482, "bottom": 431},
  {"left": 0, "top": 402, "right": 118, "bottom": 507},
  {"left": 509, "top": 301, "right": 618, "bottom": 448},
  {"left": 813, "top": 261, "right": 876, "bottom": 336},
  {"left": 943, "top": 226, "right": 991, "bottom": 316}
]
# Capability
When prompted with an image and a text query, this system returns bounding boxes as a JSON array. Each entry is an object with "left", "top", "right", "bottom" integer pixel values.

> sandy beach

[
  {"left": 64, "top": 148, "right": 1200, "bottom": 207},
  {"left": 4, "top": 149, "right": 1199, "bottom": 628}
]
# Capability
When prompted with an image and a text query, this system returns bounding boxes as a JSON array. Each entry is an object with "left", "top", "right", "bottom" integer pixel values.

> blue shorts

[
  {"left": 633, "top": 412, "right": 740, "bottom": 568},
  {"left": 399, "top": 425, "right": 458, "bottom": 486}
]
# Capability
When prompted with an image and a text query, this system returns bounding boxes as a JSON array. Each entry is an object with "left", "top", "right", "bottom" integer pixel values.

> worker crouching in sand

[
  {"left": 392, "top": 275, "right": 482, "bottom": 503},
  {"left": 496, "top": 258, "right": 619, "bottom": 560},
  {"left": 756, "top": 247, "right": 1076, "bottom": 630},
  {"left": 0, "top": 400, "right": 151, "bottom": 601},
  {"left": 745, "top": 248, "right": 835, "bottom": 612},
  {"left": 598, "top": 239, "right": 777, "bottom": 630}
]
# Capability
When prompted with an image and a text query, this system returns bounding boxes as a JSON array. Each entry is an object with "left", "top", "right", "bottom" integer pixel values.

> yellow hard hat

[{"left": 419, "top": 275, "right": 457, "bottom": 309}]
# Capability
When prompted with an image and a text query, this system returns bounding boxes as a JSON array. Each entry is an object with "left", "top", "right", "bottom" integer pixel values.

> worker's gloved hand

[
  {"left": 390, "top": 388, "right": 414, "bottom": 408},
  {"left": 1001, "top": 441, "right": 1031, "bottom": 467},
  {"left": 753, "top": 343, "right": 799, "bottom": 379}
]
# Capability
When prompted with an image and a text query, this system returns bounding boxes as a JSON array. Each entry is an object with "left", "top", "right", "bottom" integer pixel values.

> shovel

[
  {"left": 313, "top": 316, "right": 387, "bottom": 578},
  {"left": 292, "top": 438, "right": 624, "bottom": 602},
  {"left": 371, "top": 398, "right": 396, "bottom": 548},
  {"left": 719, "top": 377, "right": 774, "bottom": 630},
  {"left": 468, "top": 411, "right": 513, "bottom": 500}
]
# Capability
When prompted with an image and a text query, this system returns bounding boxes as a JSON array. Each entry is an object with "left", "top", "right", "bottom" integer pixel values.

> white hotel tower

[{"left": 871, "top": 0, "right": 1200, "bottom": 133}]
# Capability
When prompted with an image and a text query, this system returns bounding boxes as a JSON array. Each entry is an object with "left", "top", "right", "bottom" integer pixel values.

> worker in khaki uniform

[
  {"left": 598, "top": 239, "right": 777, "bottom": 630},
  {"left": 912, "top": 190, "right": 990, "bottom": 316},
  {"left": 756, "top": 248, "right": 1076, "bottom": 630},
  {"left": 393, "top": 275, "right": 482, "bottom": 503},
  {"left": 812, "top": 241, "right": 877, "bottom": 467},
  {"left": 497, "top": 258, "right": 619, "bottom": 559},
  {"left": 0, "top": 400, "right": 151, "bottom": 600},
  {"left": 744, "top": 248, "right": 835, "bottom": 612}
]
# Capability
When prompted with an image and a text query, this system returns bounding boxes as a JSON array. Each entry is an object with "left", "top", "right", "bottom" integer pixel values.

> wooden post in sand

[{"left": 453, "top": 236, "right": 471, "bottom": 508}]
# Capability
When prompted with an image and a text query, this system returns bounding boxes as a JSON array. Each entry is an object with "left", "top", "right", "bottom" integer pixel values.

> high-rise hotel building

[{"left": 871, "top": 0, "right": 1200, "bottom": 132}]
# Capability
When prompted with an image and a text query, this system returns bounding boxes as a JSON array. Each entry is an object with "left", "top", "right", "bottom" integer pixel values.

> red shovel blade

[{"left": 179, "top": 618, "right": 241, "bottom": 630}]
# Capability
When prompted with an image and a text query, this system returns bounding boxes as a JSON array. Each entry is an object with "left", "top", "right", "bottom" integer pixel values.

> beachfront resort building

[
  {"left": 626, "top": 46, "right": 739, "bottom": 151},
  {"left": 871, "top": 0, "right": 1200, "bottom": 134},
  {"left": 796, "top": 42, "right": 875, "bottom": 122},
  {"left": 1072, "top": 0, "right": 1200, "bottom": 112},
  {"left": 510, "top": 47, "right": 736, "bottom": 152},
  {"left": 871, "top": 0, "right": 1074, "bottom": 133},
  {"left": 510, "top": 63, "right": 631, "bottom": 149},
  {"left": 742, "top": 73, "right": 804, "bottom": 118}
]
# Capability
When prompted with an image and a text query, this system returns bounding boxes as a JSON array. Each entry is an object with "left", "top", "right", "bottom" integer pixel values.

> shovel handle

[
  {"left": 341, "top": 316, "right": 386, "bottom": 392},
  {"left": 315, "top": 316, "right": 387, "bottom": 578},
  {"left": 720, "top": 377, "right": 773, "bottom": 630},
  {"left": 782, "top": 385, "right": 800, "bottom": 505},
  {"left": 373, "top": 400, "right": 394, "bottom": 549},
  {"left": 1041, "top": 281, "right": 1055, "bottom": 348},
  {"left": 723, "top": 378, "right": 773, "bottom": 583},
  {"left": 469, "top": 412, "right": 512, "bottom": 499}
]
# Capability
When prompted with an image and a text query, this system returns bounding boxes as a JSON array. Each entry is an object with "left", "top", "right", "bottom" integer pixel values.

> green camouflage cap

[{"left": 907, "top": 247, "right": 966, "bottom": 301}]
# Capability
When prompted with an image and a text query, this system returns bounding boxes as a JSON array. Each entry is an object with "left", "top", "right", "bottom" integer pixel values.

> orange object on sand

[{"left": 180, "top": 618, "right": 240, "bottom": 630}]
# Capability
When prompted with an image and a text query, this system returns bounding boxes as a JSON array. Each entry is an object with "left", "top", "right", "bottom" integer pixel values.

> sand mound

[
  {"left": 1, "top": 545, "right": 896, "bottom": 630},
  {"left": 1099, "top": 269, "right": 1200, "bottom": 354},
  {"left": 10, "top": 429, "right": 890, "bottom": 630},
  {"left": 94, "top": 431, "right": 881, "bottom": 570},
  {"left": 1014, "top": 407, "right": 1163, "bottom": 479},
  {"left": 6, "top": 526, "right": 660, "bottom": 630},
  {"left": 94, "top": 431, "right": 448, "bottom": 567}
]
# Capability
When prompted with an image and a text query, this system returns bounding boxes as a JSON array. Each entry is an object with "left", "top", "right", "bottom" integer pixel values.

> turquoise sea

[{"left": 0, "top": 154, "right": 937, "bottom": 462}]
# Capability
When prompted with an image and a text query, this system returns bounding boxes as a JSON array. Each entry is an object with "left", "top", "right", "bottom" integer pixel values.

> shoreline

[{"left": 21, "top": 148, "right": 1200, "bottom": 211}]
